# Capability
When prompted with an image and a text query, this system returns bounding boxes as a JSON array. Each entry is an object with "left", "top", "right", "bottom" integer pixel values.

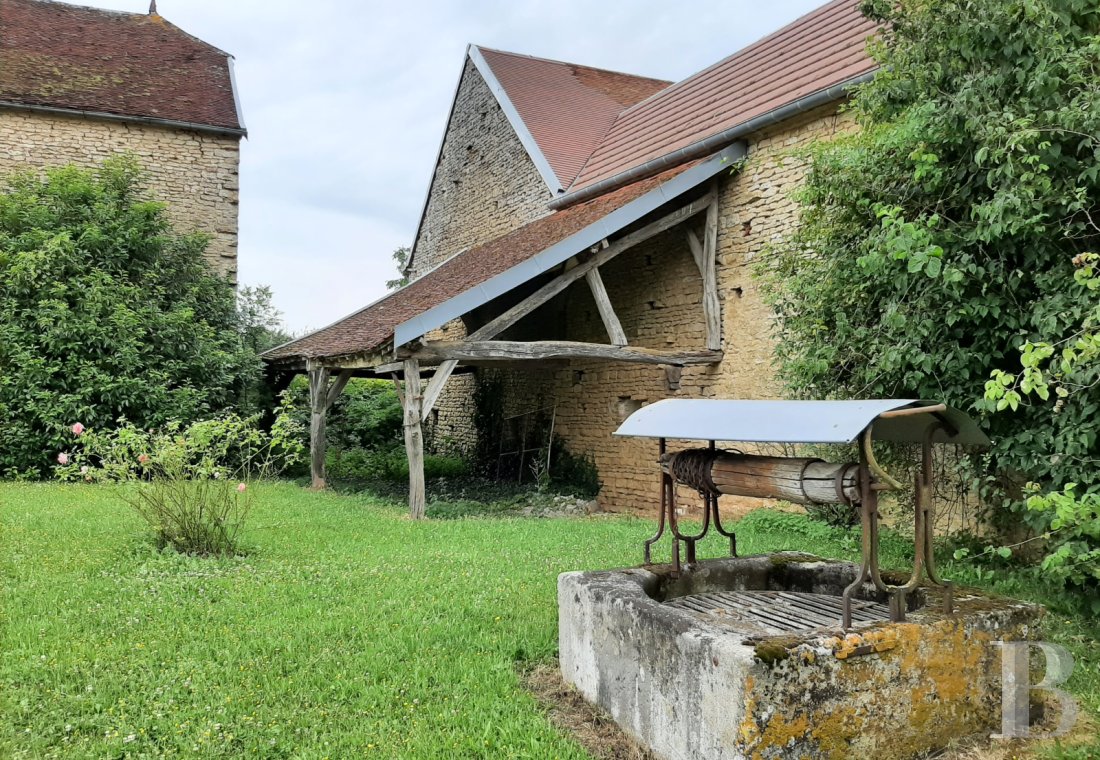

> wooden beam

[
  {"left": 686, "top": 229, "right": 704, "bottom": 274},
  {"left": 585, "top": 268, "right": 628, "bottom": 346},
  {"left": 307, "top": 362, "right": 330, "bottom": 490},
  {"left": 467, "top": 191, "right": 716, "bottom": 342},
  {"left": 326, "top": 369, "right": 353, "bottom": 409},
  {"left": 420, "top": 359, "right": 457, "bottom": 421},
  {"left": 390, "top": 372, "right": 405, "bottom": 406},
  {"left": 702, "top": 188, "right": 721, "bottom": 351},
  {"left": 401, "top": 359, "right": 426, "bottom": 519},
  {"left": 401, "top": 340, "right": 721, "bottom": 366}
]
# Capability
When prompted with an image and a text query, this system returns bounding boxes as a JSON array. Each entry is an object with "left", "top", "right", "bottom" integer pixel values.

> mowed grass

[{"left": 2, "top": 483, "right": 1097, "bottom": 759}]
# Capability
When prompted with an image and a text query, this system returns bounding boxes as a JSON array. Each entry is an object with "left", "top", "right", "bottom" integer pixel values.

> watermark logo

[{"left": 992, "top": 641, "right": 1078, "bottom": 739}]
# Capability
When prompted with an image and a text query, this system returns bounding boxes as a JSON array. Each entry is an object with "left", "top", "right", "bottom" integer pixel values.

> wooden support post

[
  {"left": 307, "top": 362, "right": 330, "bottom": 490},
  {"left": 702, "top": 189, "right": 721, "bottom": 351},
  {"left": 687, "top": 203, "right": 722, "bottom": 351},
  {"left": 307, "top": 365, "right": 353, "bottom": 490},
  {"left": 402, "top": 358, "right": 426, "bottom": 519},
  {"left": 585, "top": 268, "right": 628, "bottom": 346}
]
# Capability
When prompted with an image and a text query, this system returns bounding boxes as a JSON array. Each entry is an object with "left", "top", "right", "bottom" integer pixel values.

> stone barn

[
  {"left": 264, "top": 0, "right": 879, "bottom": 514},
  {"left": 0, "top": 0, "right": 245, "bottom": 278}
]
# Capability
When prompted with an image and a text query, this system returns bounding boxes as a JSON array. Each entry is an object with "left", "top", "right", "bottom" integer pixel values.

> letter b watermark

[{"left": 992, "top": 641, "right": 1078, "bottom": 739}]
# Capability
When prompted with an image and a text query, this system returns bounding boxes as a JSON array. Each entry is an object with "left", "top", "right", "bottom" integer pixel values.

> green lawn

[{"left": 2, "top": 482, "right": 1097, "bottom": 758}]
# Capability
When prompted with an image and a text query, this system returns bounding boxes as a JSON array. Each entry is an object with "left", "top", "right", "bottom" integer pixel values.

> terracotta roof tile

[
  {"left": 0, "top": 0, "right": 243, "bottom": 132},
  {"left": 568, "top": 0, "right": 877, "bottom": 193},
  {"left": 477, "top": 46, "right": 670, "bottom": 188},
  {"left": 265, "top": 165, "right": 691, "bottom": 363}
]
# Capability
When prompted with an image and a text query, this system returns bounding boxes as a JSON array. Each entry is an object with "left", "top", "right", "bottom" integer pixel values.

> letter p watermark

[{"left": 992, "top": 641, "right": 1078, "bottom": 739}]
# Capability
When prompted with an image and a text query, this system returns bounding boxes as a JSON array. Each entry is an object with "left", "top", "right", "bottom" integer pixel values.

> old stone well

[{"left": 557, "top": 399, "right": 1043, "bottom": 760}]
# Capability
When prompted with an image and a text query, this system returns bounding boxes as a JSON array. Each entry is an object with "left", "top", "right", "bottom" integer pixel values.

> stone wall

[
  {"left": 412, "top": 54, "right": 556, "bottom": 454},
  {"left": 0, "top": 109, "right": 241, "bottom": 278},
  {"left": 409, "top": 57, "right": 551, "bottom": 279},
  {"left": 504, "top": 104, "right": 857, "bottom": 513}
]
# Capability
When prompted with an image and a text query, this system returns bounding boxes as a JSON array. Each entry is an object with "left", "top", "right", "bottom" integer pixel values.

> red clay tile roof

[
  {"left": 265, "top": 165, "right": 692, "bottom": 363},
  {"left": 476, "top": 46, "right": 670, "bottom": 188},
  {"left": 0, "top": 0, "right": 244, "bottom": 133},
  {"left": 568, "top": 0, "right": 876, "bottom": 194}
]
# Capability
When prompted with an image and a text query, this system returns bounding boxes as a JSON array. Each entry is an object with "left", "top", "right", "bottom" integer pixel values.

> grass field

[{"left": 2, "top": 482, "right": 1097, "bottom": 758}]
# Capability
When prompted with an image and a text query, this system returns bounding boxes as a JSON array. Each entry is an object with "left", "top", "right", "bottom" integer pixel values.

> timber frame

[{"left": 296, "top": 187, "right": 725, "bottom": 518}]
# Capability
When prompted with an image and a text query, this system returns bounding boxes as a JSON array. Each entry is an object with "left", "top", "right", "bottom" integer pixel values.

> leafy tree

[
  {"left": 386, "top": 245, "right": 410, "bottom": 290},
  {"left": 238, "top": 285, "right": 292, "bottom": 355},
  {"left": 0, "top": 157, "right": 260, "bottom": 477},
  {"left": 760, "top": 0, "right": 1100, "bottom": 542}
]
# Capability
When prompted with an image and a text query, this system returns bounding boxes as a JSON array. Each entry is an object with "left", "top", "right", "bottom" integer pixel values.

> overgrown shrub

[
  {"left": 0, "top": 157, "right": 274, "bottom": 478},
  {"left": 56, "top": 410, "right": 303, "bottom": 555},
  {"left": 759, "top": 0, "right": 1100, "bottom": 544}
]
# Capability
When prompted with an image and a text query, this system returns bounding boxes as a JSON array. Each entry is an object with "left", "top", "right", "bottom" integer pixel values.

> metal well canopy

[{"left": 613, "top": 399, "right": 990, "bottom": 446}]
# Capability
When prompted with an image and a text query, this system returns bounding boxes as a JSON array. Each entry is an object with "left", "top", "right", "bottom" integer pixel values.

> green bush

[
  {"left": 326, "top": 444, "right": 468, "bottom": 483},
  {"left": 759, "top": 0, "right": 1100, "bottom": 541},
  {"left": 0, "top": 157, "right": 267, "bottom": 478},
  {"left": 56, "top": 411, "right": 303, "bottom": 555}
]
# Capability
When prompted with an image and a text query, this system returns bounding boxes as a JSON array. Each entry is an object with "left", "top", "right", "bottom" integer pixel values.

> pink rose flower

[
  {"left": 71, "top": 423, "right": 85, "bottom": 436},
  {"left": 137, "top": 454, "right": 150, "bottom": 464},
  {"left": 57, "top": 452, "right": 69, "bottom": 465},
  {"left": 237, "top": 483, "right": 247, "bottom": 493}
]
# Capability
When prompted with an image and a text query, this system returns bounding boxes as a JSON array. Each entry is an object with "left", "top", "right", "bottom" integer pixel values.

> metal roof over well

[{"left": 613, "top": 399, "right": 991, "bottom": 446}]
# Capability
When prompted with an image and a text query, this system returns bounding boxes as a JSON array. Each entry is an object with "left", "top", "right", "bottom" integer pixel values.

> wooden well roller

[{"left": 661, "top": 450, "right": 860, "bottom": 505}]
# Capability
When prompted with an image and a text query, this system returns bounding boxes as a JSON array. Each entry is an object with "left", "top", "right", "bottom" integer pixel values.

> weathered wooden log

[{"left": 662, "top": 451, "right": 860, "bottom": 505}]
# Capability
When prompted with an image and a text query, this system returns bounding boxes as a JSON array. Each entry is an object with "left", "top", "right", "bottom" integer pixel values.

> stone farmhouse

[
  {"left": 265, "top": 0, "right": 880, "bottom": 515},
  {"left": 0, "top": 0, "right": 245, "bottom": 278}
]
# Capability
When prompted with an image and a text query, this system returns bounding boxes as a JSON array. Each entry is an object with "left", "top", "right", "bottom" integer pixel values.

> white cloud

[{"left": 80, "top": 0, "right": 825, "bottom": 331}]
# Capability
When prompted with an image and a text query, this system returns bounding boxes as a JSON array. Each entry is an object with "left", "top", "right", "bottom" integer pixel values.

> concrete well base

[{"left": 558, "top": 553, "right": 1042, "bottom": 760}]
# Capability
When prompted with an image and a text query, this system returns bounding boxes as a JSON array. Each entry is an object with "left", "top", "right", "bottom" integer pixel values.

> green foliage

[
  {"left": 283, "top": 375, "right": 404, "bottom": 455},
  {"left": 1023, "top": 483, "right": 1100, "bottom": 593},
  {"left": 760, "top": 0, "right": 1100, "bottom": 539},
  {"left": 0, "top": 157, "right": 270, "bottom": 478},
  {"left": 385, "top": 245, "right": 410, "bottom": 290},
  {"left": 55, "top": 413, "right": 303, "bottom": 555},
  {"left": 326, "top": 445, "right": 469, "bottom": 483}
]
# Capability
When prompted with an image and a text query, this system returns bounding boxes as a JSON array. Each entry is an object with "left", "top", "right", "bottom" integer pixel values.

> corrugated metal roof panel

[{"left": 614, "top": 399, "right": 990, "bottom": 446}]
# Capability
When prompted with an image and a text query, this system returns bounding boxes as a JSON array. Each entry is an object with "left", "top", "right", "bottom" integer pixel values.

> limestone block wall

[
  {"left": 409, "top": 57, "right": 551, "bottom": 279},
  {"left": 505, "top": 104, "right": 856, "bottom": 512},
  {"left": 0, "top": 109, "right": 241, "bottom": 278}
]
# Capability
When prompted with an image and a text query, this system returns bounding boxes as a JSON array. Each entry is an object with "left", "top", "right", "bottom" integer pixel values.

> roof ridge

[{"left": 473, "top": 44, "right": 672, "bottom": 86}]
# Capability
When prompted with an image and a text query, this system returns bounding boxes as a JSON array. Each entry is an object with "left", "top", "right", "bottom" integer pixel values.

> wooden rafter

[
  {"left": 585, "top": 268, "right": 628, "bottom": 346},
  {"left": 466, "top": 191, "right": 716, "bottom": 343}
]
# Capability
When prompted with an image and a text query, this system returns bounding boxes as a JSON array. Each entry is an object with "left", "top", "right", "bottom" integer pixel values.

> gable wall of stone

[
  {"left": 409, "top": 57, "right": 551, "bottom": 280},
  {"left": 0, "top": 109, "right": 240, "bottom": 279}
]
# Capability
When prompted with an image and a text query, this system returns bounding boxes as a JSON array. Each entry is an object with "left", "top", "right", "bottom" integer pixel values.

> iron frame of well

[{"left": 613, "top": 398, "right": 990, "bottom": 629}]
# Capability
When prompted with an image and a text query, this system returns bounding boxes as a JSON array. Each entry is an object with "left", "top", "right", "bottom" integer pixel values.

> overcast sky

[{"left": 85, "top": 0, "right": 824, "bottom": 333}]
